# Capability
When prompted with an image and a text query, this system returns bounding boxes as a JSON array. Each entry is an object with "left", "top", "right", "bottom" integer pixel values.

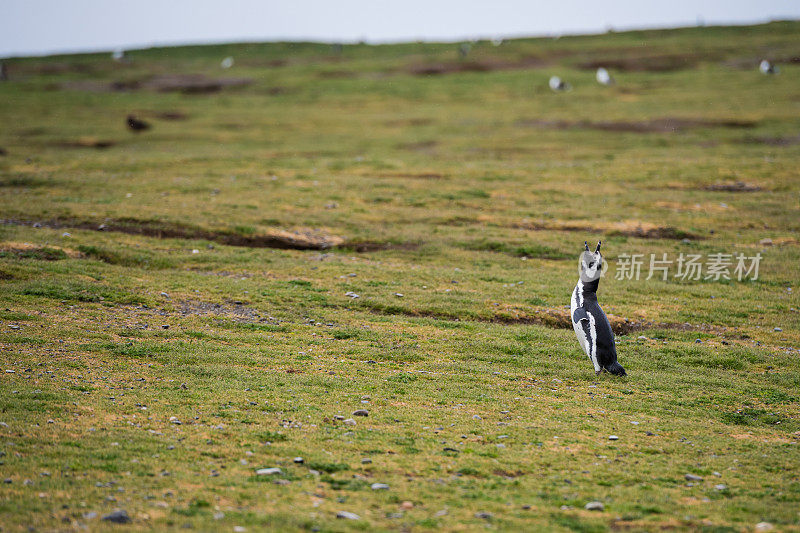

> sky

[{"left": 3, "top": 0, "right": 800, "bottom": 58}]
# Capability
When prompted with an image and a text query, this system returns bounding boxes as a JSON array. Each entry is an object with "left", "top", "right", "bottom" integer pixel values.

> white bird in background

[
  {"left": 221, "top": 56, "right": 234, "bottom": 69},
  {"left": 112, "top": 49, "right": 126, "bottom": 62},
  {"left": 596, "top": 67, "right": 614, "bottom": 85},
  {"left": 549, "top": 75, "right": 571, "bottom": 92},
  {"left": 759, "top": 59, "right": 778, "bottom": 75}
]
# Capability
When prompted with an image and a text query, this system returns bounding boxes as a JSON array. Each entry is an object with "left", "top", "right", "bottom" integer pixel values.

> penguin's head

[{"left": 579, "top": 241, "right": 604, "bottom": 282}]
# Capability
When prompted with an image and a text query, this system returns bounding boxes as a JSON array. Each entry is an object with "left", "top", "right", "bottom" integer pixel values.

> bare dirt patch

[
  {"left": 341, "top": 240, "right": 422, "bottom": 252},
  {"left": 53, "top": 137, "right": 116, "bottom": 149},
  {"left": 704, "top": 181, "right": 762, "bottom": 192},
  {"left": 654, "top": 201, "right": 731, "bottom": 213},
  {"left": 368, "top": 301, "right": 728, "bottom": 336},
  {"left": 377, "top": 172, "right": 446, "bottom": 180},
  {"left": 740, "top": 134, "right": 800, "bottom": 147},
  {"left": 146, "top": 74, "right": 253, "bottom": 94},
  {"left": 384, "top": 118, "right": 434, "bottom": 127},
  {"left": 61, "top": 74, "right": 253, "bottom": 94},
  {"left": 492, "top": 306, "right": 635, "bottom": 334},
  {"left": 577, "top": 52, "right": 715, "bottom": 72},
  {"left": 2, "top": 218, "right": 344, "bottom": 251},
  {"left": 405, "top": 55, "right": 556, "bottom": 76},
  {"left": 0, "top": 242, "right": 82, "bottom": 260},
  {"left": 177, "top": 299, "right": 262, "bottom": 322},
  {"left": 151, "top": 110, "right": 189, "bottom": 121},
  {"left": 1, "top": 219, "right": 422, "bottom": 253},
  {"left": 513, "top": 220, "right": 699, "bottom": 240},
  {"left": 397, "top": 140, "right": 438, "bottom": 152},
  {"left": 316, "top": 70, "right": 355, "bottom": 79},
  {"left": 516, "top": 117, "right": 757, "bottom": 133}
]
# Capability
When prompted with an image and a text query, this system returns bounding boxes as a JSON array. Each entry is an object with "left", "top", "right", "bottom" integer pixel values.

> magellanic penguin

[
  {"left": 595, "top": 67, "right": 614, "bottom": 86},
  {"left": 570, "top": 241, "right": 627, "bottom": 376},
  {"left": 549, "top": 76, "right": 571, "bottom": 92},
  {"left": 759, "top": 59, "right": 778, "bottom": 75}
]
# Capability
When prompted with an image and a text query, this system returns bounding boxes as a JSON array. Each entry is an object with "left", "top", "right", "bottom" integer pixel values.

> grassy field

[{"left": 1, "top": 21, "right": 799, "bottom": 532}]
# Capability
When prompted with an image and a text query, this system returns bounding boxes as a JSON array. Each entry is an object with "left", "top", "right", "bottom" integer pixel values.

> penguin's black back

[
  {"left": 578, "top": 280, "right": 625, "bottom": 375},
  {"left": 584, "top": 298, "right": 617, "bottom": 368}
]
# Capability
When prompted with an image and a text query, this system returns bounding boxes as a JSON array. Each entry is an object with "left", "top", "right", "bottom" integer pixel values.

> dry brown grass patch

[{"left": 0, "top": 241, "right": 83, "bottom": 258}]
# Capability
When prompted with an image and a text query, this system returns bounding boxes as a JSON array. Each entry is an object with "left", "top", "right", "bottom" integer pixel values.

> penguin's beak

[
  {"left": 595, "top": 241, "right": 602, "bottom": 253},
  {"left": 584, "top": 241, "right": 590, "bottom": 251}
]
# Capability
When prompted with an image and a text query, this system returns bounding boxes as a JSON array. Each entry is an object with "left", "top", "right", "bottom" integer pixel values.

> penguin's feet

[{"left": 595, "top": 370, "right": 602, "bottom": 376}]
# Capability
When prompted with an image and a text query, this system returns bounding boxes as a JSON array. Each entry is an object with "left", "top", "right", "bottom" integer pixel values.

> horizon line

[{"left": 3, "top": 17, "right": 797, "bottom": 60}]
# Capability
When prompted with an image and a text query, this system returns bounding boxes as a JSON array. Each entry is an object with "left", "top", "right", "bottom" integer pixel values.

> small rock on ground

[
  {"left": 102, "top": 510, "right": 131, "bottom": 523},
  {"left": 371, "top": 483, "right": 389, "bottom": 490},
  {"left": 352, "top": 409, "right": 369, "bottom": 416},
  {"left": 685, "top": 473, "right": 703, "bottom": 481},
  {"left": 584, "top": 501, "right": 604, "bottom": 511},
  {"left": 336, "top": 511, "right": 360, "bottom": 520},
  {"left": 256, "top": 467, "right": 282, "bottom": 475},
  {"left": 755, "top": 523, "right": 774, "bottom": 531}
]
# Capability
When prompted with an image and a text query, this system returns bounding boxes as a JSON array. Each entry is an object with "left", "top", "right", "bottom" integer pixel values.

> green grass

[{"left": 0, "top": 21, "right": 799, "bottom": 532}]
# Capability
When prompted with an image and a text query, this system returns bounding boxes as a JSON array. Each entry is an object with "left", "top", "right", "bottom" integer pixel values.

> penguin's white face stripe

[{"left": 580, "top": 251, "right": 604, "bottom": 281}]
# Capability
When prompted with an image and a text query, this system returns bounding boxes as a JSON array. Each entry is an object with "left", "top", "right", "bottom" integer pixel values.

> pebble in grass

[
  {"left": 584, "top": 501, "right": 604, "bottom": 511},
  {"left": 608, "top": 435, "right": 619, "bottom": 440},
  {"left": 371, "top": 483, "right": 389, "bottom": 490},
  {"left": 337, "top": 511, "right": 360, "bottom": 520},
  {"left": 685, "top": 473, "right": 703, "bottom": 481},
  {"left": 256, "top": 467, "right": 282, "bottom": 476},
  {"left": 352, "top": 409, "right": 369, "bottom": 417},
  {"left": 102, "top": 510, "right": 131, "bottom": 523}
]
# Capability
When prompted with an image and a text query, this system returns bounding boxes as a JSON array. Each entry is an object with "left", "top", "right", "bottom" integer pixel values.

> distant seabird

[
  {"left": 759, "top": 59, "right": 778, "bottom": 75},
  {"left": 126, "top": 115, "right": 150, "bottom": 132},
  {"left": 549, "top": 75, "right": 571, "bottom": 92},
  {"left": 596, "top": 67, "right": 614, "bottom": 85}
]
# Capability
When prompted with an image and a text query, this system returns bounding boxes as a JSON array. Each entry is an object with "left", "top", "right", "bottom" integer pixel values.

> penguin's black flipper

[{"left": 572, "top": 307, "right": 589, "bottom": 324}]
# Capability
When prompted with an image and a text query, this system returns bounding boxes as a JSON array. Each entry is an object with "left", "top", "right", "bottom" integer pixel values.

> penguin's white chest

[{"left": 571, "top": 282, "right": 600, "bottom": 372}]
